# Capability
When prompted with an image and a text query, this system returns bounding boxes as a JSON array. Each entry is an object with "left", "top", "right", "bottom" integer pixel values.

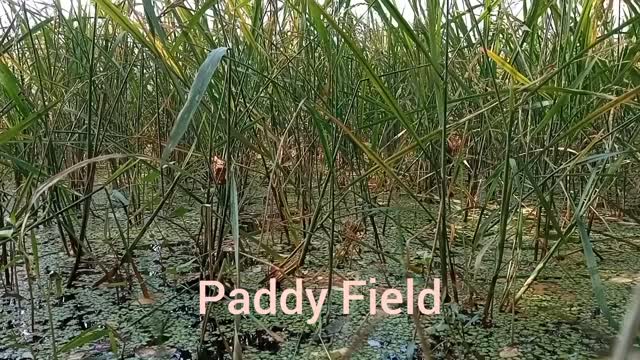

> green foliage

[
  {"left": 0, "top": 0, "right": 639, "bottom": 358},
  {"left": 161, "top": 47, "right": 227, "bottom": 162}
]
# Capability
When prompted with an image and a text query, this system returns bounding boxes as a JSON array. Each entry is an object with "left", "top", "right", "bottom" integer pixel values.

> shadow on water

[{"left": 198, "top": 328, "right": 282, "bottom": 359}]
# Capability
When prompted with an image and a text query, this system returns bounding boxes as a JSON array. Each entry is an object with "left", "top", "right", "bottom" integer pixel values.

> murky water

[{"left": 1, "top": 198, "right": 638, "bottom": 359}]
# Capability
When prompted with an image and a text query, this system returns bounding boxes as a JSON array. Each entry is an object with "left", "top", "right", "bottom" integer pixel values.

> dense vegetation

[{"left": 1, "top": 0, "right": 640, "bottom": 358}]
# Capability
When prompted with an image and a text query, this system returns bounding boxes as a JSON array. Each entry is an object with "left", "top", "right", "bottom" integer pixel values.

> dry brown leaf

[
  {"left": 311, "top": 347, "right": 347, "bottom": 359},
  {"left": 211, "top": 155, "right": 226, "bottom": 185},
  {"left": 137, "top": 294, "right": 155, "bottom": 305},
  {"left": 609, "top": 276, "right": 635, "bottom": 284},
  {"left": 134, "top": 345, "right": 175, "bottom": 358},
  {"left": 499, "top": 346, "right": 521, "bottom": 358},
  {"left": 529, "top": 281, "right": 560, "bottom": 295}
]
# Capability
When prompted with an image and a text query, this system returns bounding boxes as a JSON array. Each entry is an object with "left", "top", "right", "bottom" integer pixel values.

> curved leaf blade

[
  {"left": 161, "top": 47, "right": 227, "bottom": 162},
  {"left": 483, "top": 48, "right": 531, "bottom": 85}
]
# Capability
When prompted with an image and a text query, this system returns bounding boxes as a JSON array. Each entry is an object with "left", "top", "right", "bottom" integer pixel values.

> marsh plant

[{"left": 1, "top": 0, "right": 640, "bottom": 358}]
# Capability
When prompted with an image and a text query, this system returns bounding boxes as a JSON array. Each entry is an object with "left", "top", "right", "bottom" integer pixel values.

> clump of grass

[{"left": 1, "top": 0, "right": 640, "bottom": 358}]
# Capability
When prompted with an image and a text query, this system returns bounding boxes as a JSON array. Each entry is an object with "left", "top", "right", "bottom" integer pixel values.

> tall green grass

[{"left": 1, "top": 0, "right": 640, "bottom": 356}]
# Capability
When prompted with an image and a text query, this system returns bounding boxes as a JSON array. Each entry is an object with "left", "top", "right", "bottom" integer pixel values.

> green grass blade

[
  {"left": 58, "top": 327, "right": 110, "bottom": 353},
  {"left": 0, "top": 60, "right": 32, "bottom": 117},
  {"left": 576, "top": 204, "right": 617, "bottom": 329},
  {"left": 307, "top": 0, "right": 426, "bottom": 155},
  {"left": 0, "top": 102, "right": 58, "bottom": 145},
  {"left": 142, "top": 0, "right": 167, "bottom": 43},
  {"left": 161, "top": 47, "right": 227, "bottom": 162}
]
